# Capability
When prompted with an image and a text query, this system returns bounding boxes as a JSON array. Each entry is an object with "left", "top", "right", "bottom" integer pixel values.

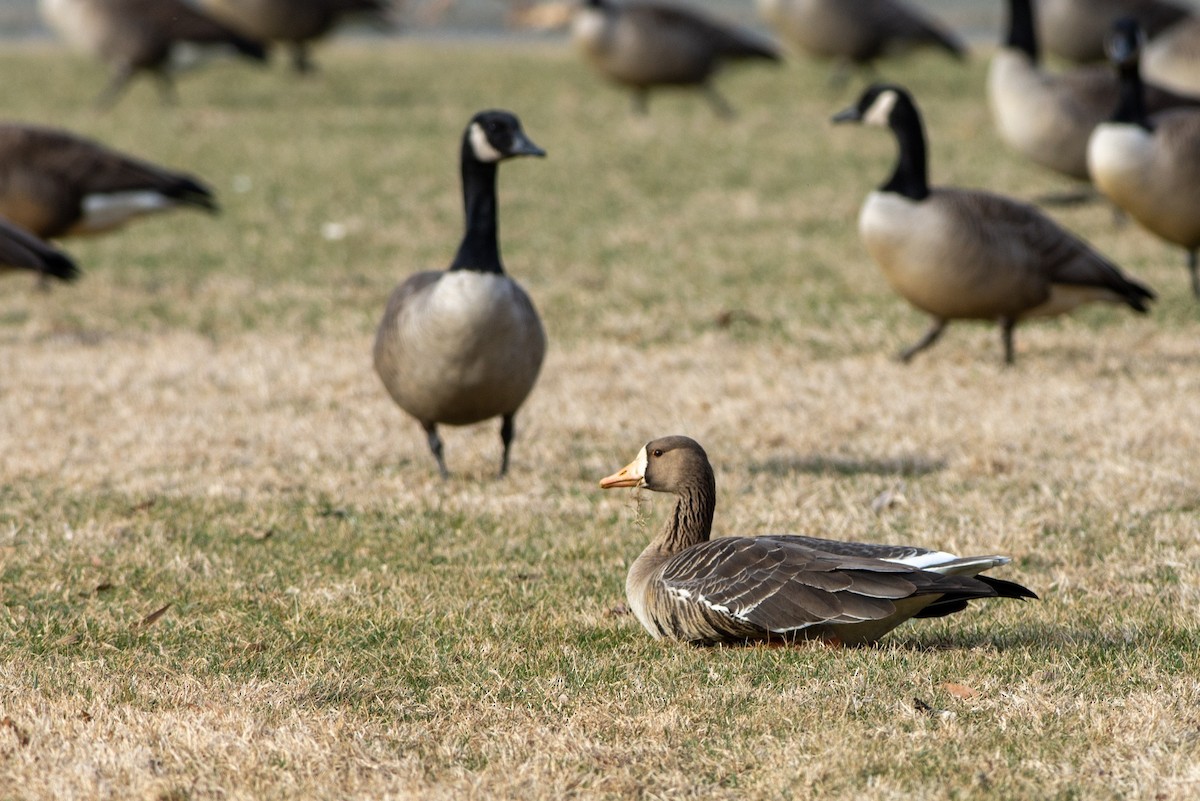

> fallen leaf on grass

[
  {"left": 942, "top": 682, "right": 978, "bottom": 699},
  {"left": 139, "top": 603, "right": 172, "bottom": 628}
]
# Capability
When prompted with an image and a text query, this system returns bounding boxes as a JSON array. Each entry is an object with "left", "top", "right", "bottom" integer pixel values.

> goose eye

[{"left": 652, "top": 449, "right": 663, "bottom": 458}]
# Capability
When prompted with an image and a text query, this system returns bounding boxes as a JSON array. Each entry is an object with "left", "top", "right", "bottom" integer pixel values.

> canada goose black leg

[
  {"left": 1189, "top": 251, "right": 1199, "bottom": 298},
  {"left": 702, "top": 84, "right": 735, "bottom": 119},
  {"left": 1000, "top": 317, "right": 1017, "bottom": 365},
  {"left": 423, "top": 422, "right": 449, "bottom": 479},
  {"left": 154, "top": 72, "right": 178, "bottom": 106},
  {"left": 898, "top": 319, "right": 947, "bottom": 363},
  {"left": 94, "top": 67, "right": 133, "bottom": 110},
  {"left": 291, "top": 43, "right": 315, "bottom": 75},
  {"left": 499, "top": 414, "right": 516, "bottom": 477},
  {"left": 631, "top": 89, "right": 650, "bottom": 116}
]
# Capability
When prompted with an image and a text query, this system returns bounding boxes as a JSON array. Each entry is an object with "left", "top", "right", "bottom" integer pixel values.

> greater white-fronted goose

[
  {"left": 599, "top": 436, "right": 1037, "bottom": 646},
  {"left": 1143, "top": 16, "right": 1200, "bottom": 95},
  {"left": 834, "top": 83, "right": 1155, "bottom": 364},
  {"left": 988, "top": 0, "right": 1200, "bottom": 182},
  {"left": 1038, "top": 0, "right": 1191, "bottom": 63},
  {"left": 373, "top": 110, "right": 546, "bottom": 479},
  {"left": 571, "top": 0, "right": 780, "bottom": 117},
  {"left": 199, "top": 0, "right": 391, "bottom": 74},
  {"left": 39, "top": 0, "right": 268, "bottom": 108},
  {"left": 757, "top": 0, "right": 964, "bottom": 72},
  {"left": 0, "top": 217, "right": 79, "bottom": 285},
  {"left": 0, "top": 123, "right": 217, "bottom": 239},
  {"left": 1089, "top": 17, "right": 1200, "bottom": 298}
]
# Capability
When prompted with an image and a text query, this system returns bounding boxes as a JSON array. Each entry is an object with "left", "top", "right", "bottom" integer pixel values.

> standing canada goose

[
  {"left": 374, "top": 110, "right": 546, "bottom": 479},
  {"left": 988, "top": 0, "right": 1200, "bottom": 182},
  {"left": 0, "top": 217, "right": 80, "bottom": 285},
  {"left": 39, "top": 0, "right": 268, "bottom": 108},
  {"left": 0, "top": 123, "right": 217, "bottom": 239},
  {"left": 756, "top": 0, "right": 965, "bottom": 73},
  {"left": 571, "top": 0, "right": 780, "bottom": 117},
  {"left": 1037, "top": 0, "right": 1191, "bottom": 63},
  {"left": 1089, "top": 18, "right": 1200, "bottom": 298},
  {"left": 599, "top": 436, "right": 1037, "bottom": 646},
  {"left": 198, "top": 0, "right": 391, "bottom": 74},
  {"left": 1143, "top": 16, "right": 1200, "bottom": 95},
  {"left": 834, "top": 83, "right": 1155, "bottom": 364}
]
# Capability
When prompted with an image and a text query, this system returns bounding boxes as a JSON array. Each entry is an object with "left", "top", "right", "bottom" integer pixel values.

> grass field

[{"left": 2, "top": 37, "right": 1200, "bottom": 800}]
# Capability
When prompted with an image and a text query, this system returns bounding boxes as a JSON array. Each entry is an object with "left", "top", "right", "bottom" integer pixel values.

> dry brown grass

[{"left": 2, "top": 38, "right": 1200, "bottom": 800}]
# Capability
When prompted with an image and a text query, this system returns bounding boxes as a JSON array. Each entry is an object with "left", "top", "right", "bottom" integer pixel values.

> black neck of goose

[
  {"left": 658, "top": 474, "right": 717, "bottom": 554},
  {"left": 1113, "top": 61, "right": 1153, "bottom": 130},
  {"left": 882, "top": 101, "right": 930, "bottom": 201},
  {"left": 1005, "top": 0, "right": 1039, "bottom": 63},
  {"left": 450, "top": 148, "right": 505, "bottom": 274}
]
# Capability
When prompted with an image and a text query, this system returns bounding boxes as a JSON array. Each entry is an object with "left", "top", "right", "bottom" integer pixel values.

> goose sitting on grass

[
  {"left": 373, "top": 110, "right": 546, "bottom": 479},
  {"left": 599, "top": 436, "right": 1036, "bottom": 646}
]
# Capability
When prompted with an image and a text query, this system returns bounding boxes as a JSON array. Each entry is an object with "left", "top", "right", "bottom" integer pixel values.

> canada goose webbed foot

[
  {"left": 1000, "top": 317, "right": 1017, "bottom": 365},
  {"left": 424, "top": 422, "right": 450, "bottom": 479},
  {"left": 499, "top": 415, "right": 515, "bottom": 478},
  {"left": 897, "top": 319, "right": 947, "bottom": 363}
]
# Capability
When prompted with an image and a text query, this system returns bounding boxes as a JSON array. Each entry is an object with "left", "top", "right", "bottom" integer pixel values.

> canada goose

[
  {"left": 834, "top": 83, "right": 1155, "bottom": 364},
  {"left": 989, "top": 0, "right": 1200, "bottom": 182},
  {"left": 756, "top": 0, "right": 965, "bottom": 72},
  {"left": 571, "top": 0, "right": 780, "bottom": 117},
  {"left": 0, "top": 123, "right": 217, "bottom": 239},
  {"left": 1143, "top": 16, "right": 1200, "bottom": 95},
  {"left": 1089, "top": 18, "right": 1200, "bottom": 298},
  {"left": 199, "top": 0, "right": 391, "bottom": 74},
  {"left": 1037, "top": 0, "right": 1191, "bottom": 63},
  {"left": 0, "top": 217, "right": 79, "bottom": 285},
  {"left": 599, "top": 436, "right": 1037, "bottom": 646},
  {"left": 39, "top": 0, "right": 268, "bottom": 108},
  {"left": 373, "top": 110, "right": 546, "bottom": 479}
]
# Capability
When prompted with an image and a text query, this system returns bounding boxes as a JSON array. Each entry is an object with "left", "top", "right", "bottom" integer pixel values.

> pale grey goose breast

[
  {"left": 373, "top": 110, "right": 547, "bottom": 479},
  {"left": 599, "top": 436, "right": 1036, "bottom": 646},
  {"left": 1037, "top": 0, "right": 1191, "bottom": 63},
  {"left": 0, "top": 123, "right": 217, "bottom": 239},
  {"left": 0, "top": 217, "right": 80, "bottom": 285},
  {"left": 1089, "top": 17, "right": 1200, "bottom": 297},
  {"left": 833, "top": 83, "right": 1154, "bottom": 364},
  {"left": 571, "top": 0, "right": 780, "bottom": 117},
  {"left": 39, "top": 0, "right": 268, "bottom": 108},
  {"left": 756, "top": 0, "right": 964, "bottom": 72},
  {"left": 989, "top": 0, "right": 1200, "bottom": 182}
]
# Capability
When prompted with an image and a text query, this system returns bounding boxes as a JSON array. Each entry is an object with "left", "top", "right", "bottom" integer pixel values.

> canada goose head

[
  {"left": 1105, "top": 17, "right": 1153, "bottom": 129},
  {"left": 831, "top": 83, "right": 913, "bottom": 129},
  {"left": 1105, "top": 16, "right": 1146, "bottom": 71},
  {"left": 832, "top": 83, "right": 930, "bottom": 200},
  {"left": 599, "top": 436, "right": 712, "bottom": 494},
  {"left": 464, "top": 110, "right": 546, "bottom": 165}
]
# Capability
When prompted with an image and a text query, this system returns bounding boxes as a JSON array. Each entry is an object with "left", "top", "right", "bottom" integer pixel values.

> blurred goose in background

[
  {"left": 0, "top": 217, "right": 79, "bottom": 286},
  {"left": 199, "top": 0, "right": 392, "bottom": 74},
  {"left": 757, "top": 0, "right": 965, "bottom": 75},
  {"left": 989, "top": 0, "right": 1200, "bottom": 183},
  {"left": 571, "top": 0, "right": 780, "bottom": 117},
  {"left": 834, "top": 83, "right": 1154, "bottom": 364},
  {"left": 1090, "top": 17, "right": 1200, "bottom": 297},
  {"left": 374, "top": 110, "right": 546, "bottom": 479},
  {"left": 1037, "top": 0, "right": 1191, "bottom": 63},
  {"left": 1143, "top": 16, "right": 1200, "bottom": 95},
  {"left": 0, "top": 124, "right": 217, "bottom": 239},
  {"left": 599, "top": 436, "right": 1036, "bottom": 646},
  {"left": 39, "top": 0, "right": 268, "bottom": 108}
]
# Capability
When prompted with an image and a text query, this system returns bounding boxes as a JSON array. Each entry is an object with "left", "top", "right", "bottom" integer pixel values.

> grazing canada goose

[
  {"left": 39, "top": 0, "right": 268, "bottom": 108},
  {"left": 0, "top": 123, "right": 217, "bottom": 239},
  {"left": 834, "top": 83, "right": 1155, "bottom": 364},
  {"left": 1089, "top": 18, "right": 1200, "bottom": 298},
  {"left": 599, "top": 436, "right": 1037, "bottom": 646},
  {"left": 374, "top": 110, "right": 546, "bottom": 479},
  {"left": 0, "top": 217, "right": 79, "bottom": 285},
  {"left": 1143, "top": 16, "right": 1200, "bottom": 95},
  {"left": 199, "top": 0, "right": 391, "bottom": 74},
  {"left": 756, "top": 0, "right": 964, "bottom": 73},
  {"left": 988, "top": 0, "right": 1200, "bottom": 182},
  {"left": 571, "top": 0, "right": 780, "bottom": 117},
  {"left": 1037, "top": 0, "right": 1191, "bottom": 63}
]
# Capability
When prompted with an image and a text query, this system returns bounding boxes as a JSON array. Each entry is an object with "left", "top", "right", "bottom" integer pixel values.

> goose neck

[
  {"left": 1113, "top": 62, "right": 1152, "bottom": 130},
  {"left": 882, "top": 103, "right": 930, "bottom": 201},
  {"left": 1005, "top": 0, "right": 1039, "bottom": 63},
  {"left": 450, "top": 148, "right": 505, "bottom": 274},
  {"left": 655, "top": 476, "right": 717, "bottom": 555}
]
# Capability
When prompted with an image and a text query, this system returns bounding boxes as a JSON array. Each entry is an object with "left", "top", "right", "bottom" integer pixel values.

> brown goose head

[{"left": 599, "top": 436, "right": 712, "bottom": 494}]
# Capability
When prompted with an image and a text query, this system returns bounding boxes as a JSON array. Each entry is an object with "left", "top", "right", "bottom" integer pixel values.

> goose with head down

[
  {"left": 834, "top": 82, "right": 1154, "bottom": 364},
  {"left": 599, "top": 436, "right": 1036, "bottom": 646}
]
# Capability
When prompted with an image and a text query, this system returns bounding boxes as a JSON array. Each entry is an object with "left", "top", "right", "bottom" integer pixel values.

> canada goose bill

[
  {"left": 571, "top": 0, "right": 780, "bottom": 118},
  {"left": 834, "top": 82, "right": 1155, "bottom": 364},
  {"left": 0, "top": 123, "right": 217, "bottom": 241},
  {"left": 1089, "top": 17, "right": 1200, "bottom": 298},
  {"left": 600, "top": 436, "right": 1037, "bottom": 646},
  {"left": 39, "top": 0, "right": 268, "bottom": 109},
  {"left": 373, "top": 110, "right": 547, "bottom": 479}
]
